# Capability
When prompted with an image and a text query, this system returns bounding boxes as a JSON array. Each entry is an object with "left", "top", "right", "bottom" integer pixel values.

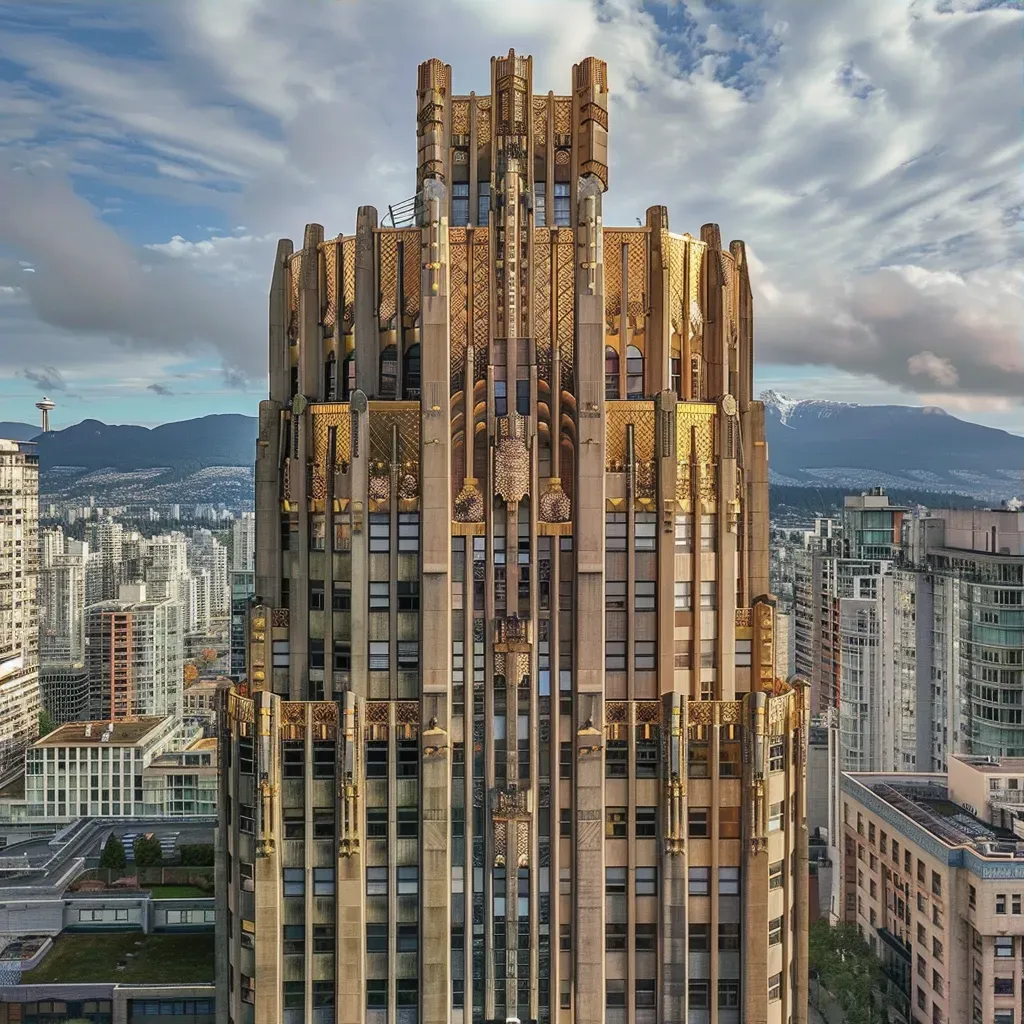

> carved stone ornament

[
  {"left": 721, "top": 393, "right": 737, "bottom": 418},
  {"left": 494, "top": 437, "right": 530, "bottom": 504},
  {"left": 454, "top": 484, "right": 484, "bottom": 522},
  {"left": 539, "top": 480, "right": 571, "bottom": 522},
  {"left": 577, "top": 718, "right": 603, "bottom": 757},
  {"left": 397, "top": 472, "right": 418, "bottom": 500},
  {"left": 369, "top": 475, "right": 390, "bottom": 502},
  {"left": 689, "top": 299, "right": 703, "bottom": 333},
  {"left": 422, "top": 717, "right": 449, "bottom": 758}
]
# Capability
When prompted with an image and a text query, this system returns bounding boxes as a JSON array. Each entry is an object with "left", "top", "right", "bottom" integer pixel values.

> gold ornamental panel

[
  {"left": 635, "top": 701, "right": 660, "bottom": 724},
  {"left": 663, "top": 232, "right": 706, "bottom": 340},
  {"left": 476, "top": 97, "right": 491, "bottom": 147},
  {"left": 366, "top": 702, "right": 389, "bottom": 725},
  {"left": 555, "top": 228, "right": 574, "bottom": 391},
  {"left": 282, "top": 702, "right": 307, "bottom": 726},
  {"left": 280, "top": 701, "right": 305, "bottom": 740},
  {"left": 228, "top": 692, "right": 255, "bottom": 725},
  {"left": 378, "top": 230, "right": 399, "bottom": 327},
  {"left": 288, "top": 251, "right": 301, "bottom": 337},
  {"left": 471, "top": 231, "right": 490, "bottom": 378},
  {"left": 342, "top": 237, "right": 355, "bottom": 327},
  {"left": 323, "top": 240, "right": 338, "bottom": 329},
  {"left": 605, "top": 401, "right": 655, "bottom": 473},
  {"left": 452, "top": 99, "right": 470, "bottom": 136},
  {"left": 532, "top": 96, "right": 548, "bottom": 151},
  {"left": 675, "top": 403, "right": 716, "bottom": 510},
  {"left": 554, "top": 98, "right": 571, "bottom": 135},
  {"left": 450, "top": 229, "right": 469, "bottom": 388},
  {"left": 605, "top": 701, "right": 627, "bottom": 725},
  {"left": 664, "top": 232, "right": 683, "bottom": 335},
  {"left": 604, "top": 229, "right": 648, "bottom": 327},
  {"left": 688, "top": 702, "right": 713, "bottom": 727},
  {"left": 718, "top": 702, "right": 742, "bottom": 726},
  {"left": 767, "top": 691, "right": 790, "bottom": 734},
  {"left": 604, "top": 230, "right": 623, "bottom": 322},
  {"left": 533, "top": 231, "right": 552, "bottom": 383},
  {"left": 516, "top": 821, "right": 530, "bottom": 867},
  {"left": 626, "top": 233, "right": 648, "bottom": 321},
  {"left": 401, "top": 228, "right": 421, "bottom": 322},
  {"left": 369, "top": 401, "right": 420, "bottom": 505},
  {"left": 311, "top": 404, "right": 353, "bottom": 488}
]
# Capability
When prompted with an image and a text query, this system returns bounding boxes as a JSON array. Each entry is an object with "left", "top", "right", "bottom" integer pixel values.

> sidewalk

[{"left": 809, "top": 989, "right": 849, "bottom": 1024}]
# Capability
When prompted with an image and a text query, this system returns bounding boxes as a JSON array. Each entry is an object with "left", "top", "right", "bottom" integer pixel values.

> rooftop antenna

[{"left": 35, "top": 397, "right": 55, "bottom": 433}]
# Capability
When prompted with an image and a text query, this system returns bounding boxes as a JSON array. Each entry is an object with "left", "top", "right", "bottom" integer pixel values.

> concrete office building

[
  {"left": 0, "top": 440, "right": 40, "bottom": 775},
  {"left": 218, "top": 52, "right": 809, "bottom": 1024},
  {"left": 842, "top": 759, "right": 1024, "bottom": 1024}
]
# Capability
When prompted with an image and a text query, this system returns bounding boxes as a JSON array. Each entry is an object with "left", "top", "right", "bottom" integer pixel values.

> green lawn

[
  {"left": 146, "top": 884, "right": 212, "bottom": 899},
  {"left": 21, "top": 932, "right": 216, "bottom": 984}
]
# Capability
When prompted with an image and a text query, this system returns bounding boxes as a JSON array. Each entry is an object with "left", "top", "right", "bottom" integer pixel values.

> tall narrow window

[
  {"left": 553, "top": 182, "right": 571, "bottom": 226},
  {"left": 605, "top": 346, "right": 620, "bottom": 400},
  {"left": 626, "top": 345, "right": 644, "bottom": 399},
  {"left": 452, "top": 183, "right": 470, "bottom": 227},
  {"left": 478, "top": 183, "right": 491, "bottom": 225},
  {"left": 403, "top": 344, "right": 421, "bottom": 399},
  {"left": 379, "top": 344, "right": 398, "bottom": 398},
  {"left": 342, "top": 354, "right": 356, "bottom": 399},
  {"left": 325, "top": 353, "right": 338, "bottom": 400},
  {"left": 534, "top": 182, "right": 546, "bottom": 225}
]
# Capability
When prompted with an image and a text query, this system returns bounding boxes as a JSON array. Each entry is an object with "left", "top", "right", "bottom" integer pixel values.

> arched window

[
  {"left": 626, "top": 345, "right": 644, "bottom": 399},
  {"left": 379, "top": 344, "right": 398, "bottom": 399},
  {"left": 403, "top": 344, "right": 421, "bottom": 400},
  {"left": 605, "top": 346, "right": 621, "bottom": 400}
]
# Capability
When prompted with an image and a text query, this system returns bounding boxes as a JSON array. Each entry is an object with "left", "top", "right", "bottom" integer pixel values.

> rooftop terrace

[
  {"left": 847, "top": 773, "right": 1024, "bottom": 861},
  {"left": 34, "top": 717, "right": 169, "bottom": 748}
]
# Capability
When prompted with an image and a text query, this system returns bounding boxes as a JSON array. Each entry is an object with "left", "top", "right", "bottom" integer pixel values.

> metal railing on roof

[{"left": 384, "top": 194, "right": 423, "bottom": 229}]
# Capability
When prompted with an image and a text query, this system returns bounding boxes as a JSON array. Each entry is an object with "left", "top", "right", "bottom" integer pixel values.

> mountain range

[
  {"left": 761, "top": 392, "right": 1023, "bottom": 501},
  {"left": 3, "top": 394, "right": 1022, "bottom": 506}
]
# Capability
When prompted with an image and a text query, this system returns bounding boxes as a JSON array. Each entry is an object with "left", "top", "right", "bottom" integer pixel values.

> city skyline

[{"left": 0, "top": 1, "right": 1021, "bottom": 432}]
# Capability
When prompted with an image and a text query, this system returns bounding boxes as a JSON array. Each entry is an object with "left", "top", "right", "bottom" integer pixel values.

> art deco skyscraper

[{"left": 219, "top": 52, "right": 808, "bottom": 1024}]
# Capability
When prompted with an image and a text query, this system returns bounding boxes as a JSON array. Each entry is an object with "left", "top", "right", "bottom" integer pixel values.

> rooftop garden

[{"left": 20, "top": 932, "right": 216, "bottom": 985}]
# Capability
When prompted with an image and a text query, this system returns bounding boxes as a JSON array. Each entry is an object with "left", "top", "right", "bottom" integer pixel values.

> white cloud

[
  {"left": 0, "top": 0, "right": 1019, "bottom": 426},
  {"left": 907, "top": 351, "right": 960, "bottom": 387}
]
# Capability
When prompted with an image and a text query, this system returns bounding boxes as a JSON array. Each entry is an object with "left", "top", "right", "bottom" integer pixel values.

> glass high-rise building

[{"left": 218, "top": 51, "right": 809, "bottom": 1024}]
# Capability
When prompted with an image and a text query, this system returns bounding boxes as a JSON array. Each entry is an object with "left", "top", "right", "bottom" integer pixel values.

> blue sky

[{"left": 0, "top": 0, "right": 1021, "bottom": 432}]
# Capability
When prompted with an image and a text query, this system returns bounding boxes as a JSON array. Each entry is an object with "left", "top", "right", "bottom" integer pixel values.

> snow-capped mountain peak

[
  {"left": 758, "top": 390, "right": 864, "bottom": 427},
  {"left": 759, "top": 390, "right": 802, "bottom": 424}
]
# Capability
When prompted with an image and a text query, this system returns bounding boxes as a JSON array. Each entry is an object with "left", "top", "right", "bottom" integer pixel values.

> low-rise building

[
  {"left": 842, "top": 761, "right": 1024, "bottom": 1024},
  {"left": 24, "top": 718, "right": 183, "bottom": 821},
  {"left": 141, "top": 737, "right": 218, "bottom": 817},
  {"left": 181, "top": 678, "right": 231, "bottom": 726}
]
